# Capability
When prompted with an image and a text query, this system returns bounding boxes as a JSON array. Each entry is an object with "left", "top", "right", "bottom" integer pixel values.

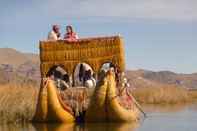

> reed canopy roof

[{"left": 39, "top": 36, "right": 125, "bottom": 77}]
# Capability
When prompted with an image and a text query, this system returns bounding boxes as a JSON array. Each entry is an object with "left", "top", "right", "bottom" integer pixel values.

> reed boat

[
  {"left": 33, "top": 35, "right": 140, "bottom": 123},
  {"left": 85, "top": 72, "right": 139, "bottom": 122}
]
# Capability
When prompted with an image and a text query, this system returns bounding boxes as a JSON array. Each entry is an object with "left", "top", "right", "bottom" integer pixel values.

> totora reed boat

[{"left": 33, "top": 36, "right": 140, "bottom": 123}]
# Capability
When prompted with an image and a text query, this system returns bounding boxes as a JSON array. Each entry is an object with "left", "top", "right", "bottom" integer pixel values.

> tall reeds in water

[
  {"left": 0, "top": 84, "right": 39, "bottom": 124},
  {"left": 132, "top": 85, "right": 189, "bottom": 104}
]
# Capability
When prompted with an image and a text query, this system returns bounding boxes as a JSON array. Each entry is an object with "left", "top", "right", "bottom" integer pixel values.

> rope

[{"left": 42, "top": 77, "right": 50, "bottom": 89}]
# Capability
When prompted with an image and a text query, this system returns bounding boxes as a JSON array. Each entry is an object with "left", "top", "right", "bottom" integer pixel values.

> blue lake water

[{"left": 1, "top": 103, "right": 197, "bottom": 131}]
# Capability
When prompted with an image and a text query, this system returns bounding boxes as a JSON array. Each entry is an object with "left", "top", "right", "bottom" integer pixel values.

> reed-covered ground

[{"left": 0, "top": 83, "right": 197, "bottom": 123}]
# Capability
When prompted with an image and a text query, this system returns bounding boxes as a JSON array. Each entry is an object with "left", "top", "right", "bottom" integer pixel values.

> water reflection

[
  {"left": 33, "top": 122, "right": 138, "bottom": 131},
  {"left": 0, "top": 123, "right": 35, "bottom": 131},
  {"left": 1, "top": 102, "right": 197, "bottom": 131},
  {"left": 33, "top": 123, "right": 74, "bottom": 131}
]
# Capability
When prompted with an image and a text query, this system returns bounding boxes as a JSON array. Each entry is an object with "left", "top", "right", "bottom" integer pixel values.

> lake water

[{"left": 1, "top": 103, "right": 197, "bottom": 131}]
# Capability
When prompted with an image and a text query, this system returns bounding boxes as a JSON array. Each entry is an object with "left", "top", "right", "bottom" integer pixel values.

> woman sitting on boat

[{"left": 64, "top": 25, "right": 78, "bottom": 42}]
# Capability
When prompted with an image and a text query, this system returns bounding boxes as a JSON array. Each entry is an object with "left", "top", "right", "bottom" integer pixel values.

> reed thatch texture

[{"left": 39, "top": 36, "right": 125, "bottom": 77}]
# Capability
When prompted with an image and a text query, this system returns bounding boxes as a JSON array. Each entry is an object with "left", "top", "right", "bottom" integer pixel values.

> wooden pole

[{"left": 126, "top": 89, "right": 147, "bottom": 118}]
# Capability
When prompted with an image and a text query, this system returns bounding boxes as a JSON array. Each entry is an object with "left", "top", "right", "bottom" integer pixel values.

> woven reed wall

[{"left": 39, "top": 36, "right": 125, "bottom": 77}]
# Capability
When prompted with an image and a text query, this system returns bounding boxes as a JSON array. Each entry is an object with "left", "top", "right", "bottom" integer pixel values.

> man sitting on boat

[{"left": 47, "top": 25, "right": 61, "bottom": 40}]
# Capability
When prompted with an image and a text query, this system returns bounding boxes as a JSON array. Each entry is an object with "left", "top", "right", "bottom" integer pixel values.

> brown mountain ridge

[{"left": 0, "top": 48, "right": 40, "bottom": 84}]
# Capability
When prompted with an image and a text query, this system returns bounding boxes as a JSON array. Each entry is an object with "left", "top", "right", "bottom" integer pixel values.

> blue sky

[{"left": 0, "top": 0, "right": 197, "bottom": 73}]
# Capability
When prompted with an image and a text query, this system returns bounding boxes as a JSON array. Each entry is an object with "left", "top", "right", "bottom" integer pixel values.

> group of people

[
  {"left": 47, "top": 63, "right": 96, "bottom": 91},
  {"left": 46, "top": 24, "right": 130, "bottom": 90},
  {"left": 46, "top": 63, "right": 123, "bottom": 90},
  {"left": 48, "top": 25, "right": 78, "bottom": 41},
  {"left": 44, "top": 25, "right": 134, "bottom": 122}
]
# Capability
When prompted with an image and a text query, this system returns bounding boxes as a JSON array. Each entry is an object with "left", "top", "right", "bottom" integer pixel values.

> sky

[{"left": 0, "top": 0, "right": 197, "bottom": 73}]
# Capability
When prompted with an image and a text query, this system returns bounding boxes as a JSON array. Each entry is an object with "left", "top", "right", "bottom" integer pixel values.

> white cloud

[{"left": 40, "top": 0, "right": 197, "bottom": 22}]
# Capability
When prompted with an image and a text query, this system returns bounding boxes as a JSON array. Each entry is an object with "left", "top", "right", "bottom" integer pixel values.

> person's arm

[
  {"left": 57, "top": 32, "right": 61, "bottom": 40},
  {"left": 75, "top": 33, "right": 79, "bottom": 39},
  {"left": 63, "top": 33, "right": 68, "bottom": 39},
  {"left": 61, "top": 80, "right": 70, "bottom": 89}
]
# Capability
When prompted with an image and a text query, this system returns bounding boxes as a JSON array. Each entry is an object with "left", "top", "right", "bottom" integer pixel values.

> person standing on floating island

[
  {"left": 64, "top": 25, "right": 78, "bottom": 42},
  {"left": 47, "top": 25, "right": 61, "bottom": 40}
]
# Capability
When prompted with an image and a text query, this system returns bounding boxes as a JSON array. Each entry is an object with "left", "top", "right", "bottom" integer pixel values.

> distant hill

[
  {"left": 0, "top": 48, "right": 40, "bottom": 84},
  {"left": 126, "top": 70, "right": 197, "bottom": 90},
  {"left": 0, "top": 48, "right": 39, "bottom": 68},
  {"left": 0, "top": 48, "right": 196, "bottom": 89}
]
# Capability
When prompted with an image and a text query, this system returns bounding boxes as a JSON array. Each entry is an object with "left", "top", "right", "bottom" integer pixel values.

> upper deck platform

[{"left": 39, "top": 36, "right": 125, "bottom": 77}]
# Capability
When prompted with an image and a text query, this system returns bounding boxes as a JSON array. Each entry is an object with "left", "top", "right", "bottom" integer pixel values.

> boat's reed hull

[
  {"left": 85, "top": 73, "right": 139, "bottom": 122},
  {"left": 33, "top": 79, "right": 75, "bottom": 123}
]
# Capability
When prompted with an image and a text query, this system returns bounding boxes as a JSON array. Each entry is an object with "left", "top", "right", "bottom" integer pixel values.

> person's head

[
  {"left": 63, "top": 74, "right": 69, "bottom": 83},
  {"left": 54, "top": 70, "right": 62, "bottom": 79},
  {"left": 109, "top": 67, "right": 115, "bottom": 72},
  {"left": 66, "top": 25, "right": 73, "bottom": 34},
  {"left": 52, "top": 25, "right": 60, "bottom": 33},
  {"left": 109, "top": 63, "right": 115, "bottom": 68},
  {"left": 85, "top": 70, "right": 92, "bottom": 79},
  {"left": 46, "top": 65, "right": 58, "bottom": 77}
]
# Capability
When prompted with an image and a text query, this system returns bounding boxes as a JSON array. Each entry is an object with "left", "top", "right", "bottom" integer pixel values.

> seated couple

[{"left": 48, "top": 25, "right": 78, "bottom": 42}]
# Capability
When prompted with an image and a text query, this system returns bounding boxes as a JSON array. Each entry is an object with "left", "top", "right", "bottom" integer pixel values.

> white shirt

[
  {"left": 85, "top": 78, "right": 96, "bottom": 88},
  {"left": 48, "top": 30, "right": 59, "bottom": 40}
]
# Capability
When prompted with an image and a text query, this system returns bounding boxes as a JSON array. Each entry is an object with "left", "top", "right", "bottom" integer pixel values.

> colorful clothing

[{"left": 64, "top": 32, "right": 78, "bottom": 42}]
